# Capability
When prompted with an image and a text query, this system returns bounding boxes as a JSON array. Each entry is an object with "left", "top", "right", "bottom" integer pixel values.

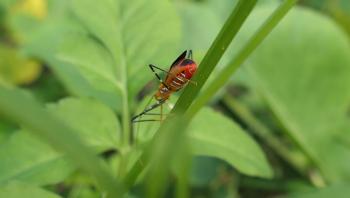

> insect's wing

[
  {"left": 169, "top": 50, "right": 187, "bottom": 70},
  {"left": 163, "top": 50, "right": 187, "bottom": 81},
  {"left": 165, "top": 50, "right": 192, "bottom": 81}
]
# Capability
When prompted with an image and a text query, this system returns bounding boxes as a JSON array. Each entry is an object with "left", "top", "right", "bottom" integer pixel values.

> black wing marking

[
  {"left": 169, "top": 50, "right": 187, "bottom": 70},
  {"left": 187, "top": 50, "right": 192, "bottom": 59}
]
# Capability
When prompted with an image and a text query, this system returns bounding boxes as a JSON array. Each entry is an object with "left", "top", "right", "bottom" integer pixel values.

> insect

[{"left": 132, "top": 50, "right": 197, "bottom": 123}]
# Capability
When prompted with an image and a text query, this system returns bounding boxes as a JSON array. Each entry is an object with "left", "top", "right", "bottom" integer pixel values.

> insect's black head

[{"left": 180, "top": 59, "right": 195, "bottom": 67}]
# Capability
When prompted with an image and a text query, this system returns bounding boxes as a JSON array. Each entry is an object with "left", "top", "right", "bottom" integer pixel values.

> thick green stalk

[
  {"left": 0, "top": 87, "right": 123, "bottom": 197},
  {"left": 175, "top": 142, "right": 191, "bottom": 198},
  {"left": 146, "top": 116, "right": 188, "bottom": 198},
  {"left": 187, "top": 0, "right": 298, "bottom": 118}
]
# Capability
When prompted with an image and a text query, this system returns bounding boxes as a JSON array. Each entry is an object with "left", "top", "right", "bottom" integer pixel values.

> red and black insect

[{"left": 132, "top": 50, "right": 197, "bottom": 122}]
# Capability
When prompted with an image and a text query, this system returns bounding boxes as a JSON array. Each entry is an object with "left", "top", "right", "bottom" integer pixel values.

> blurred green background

[{"left": 0, "top": 0, "right": 350, "bottom": 197}]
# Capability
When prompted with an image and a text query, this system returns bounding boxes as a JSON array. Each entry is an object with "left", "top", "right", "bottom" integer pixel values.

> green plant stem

[
  {"left": 146, "top": 116, "right": 188, "bottom": 198},
  {"left": 222, "top": 94, "right": 309, "bottom": 174},
  {"left": 187, "top": 0, "right": 298, "bottom": 119},
  {"left": 119, "top": 91, "right": 130, "bottom": 179},
  {"left": 119, "top": 34, "right": 130, "bottom": 179},
  {"left": 172, "top": 0, "right": 258, "bottom": 115},
  {"left": 121, "top": 90, "right": 130, "bottom": 146},
  {"left": 117, "top": 9, "right": 130, "bottom": 148},
  {"left": 0, "top": 87, "right": 123, "bottom": 198},
  {"left": 123, "top": 0, "right": 258, "bottom": 193},
  {"left": 175, "top": 141, "right": 191, "bottom": 198}
]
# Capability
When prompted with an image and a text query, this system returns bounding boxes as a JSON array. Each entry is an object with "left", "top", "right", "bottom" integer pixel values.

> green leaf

[
  {"left": 241, "top": 6, "right": 350, "bottom": 181},
  {"left": 23, "top": 15, "right": 122, "bottom": 110},
  {"left": 54, "top": 29, "right": 124, "bottom": 112},
  {"left": 57, "top": 33, "right": 122, "bottom": 93},
  {"left": 47, "top": 98, "right": 121, "bottom": 149},
  {"left": 0, "top": 118, "right": 16, "bottom": 144},
  {"left": 288, "top": 183, "right": 350, "bottom": 198},
  {"left": 188, "top": 108, "right": 273, "bottom": 178},
  {"left": 24, "top": 1, "right": 182, "bottom": 146},
  {"left": 63, "top": 0, "right": 181, "bottom": 104},
  {"left": 0, "top": 181, "right": 61, "bottom": 198},
  {"left": 189, "top": 157, "right": 224, "bottom": 187},
  {"left": 0, "top": 97, "right": 120, "bottom": 185},
  {"left": 0, "top": 132, "right": 74, "bottom": 185},
  {"left": 301, "top": 0, "right": 328, "bottom": 10},
  {"left": 133, "top": 107, "right": 272, "bottom": 181},
  {"left": 23, "top": 13, "right": 120, "bottom": 111}
]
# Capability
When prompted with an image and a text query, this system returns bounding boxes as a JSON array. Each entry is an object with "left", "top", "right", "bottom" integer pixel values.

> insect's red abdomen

[{"left": 184, "top": 63, "right": 197, "bottom": 79}]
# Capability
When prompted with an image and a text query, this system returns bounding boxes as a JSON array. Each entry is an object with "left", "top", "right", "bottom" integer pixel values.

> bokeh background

[{"left": 0, "top": 0, "right": 350, "bottom": 197}]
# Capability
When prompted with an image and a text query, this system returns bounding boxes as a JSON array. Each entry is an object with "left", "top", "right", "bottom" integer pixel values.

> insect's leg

[
  {"left": 151, "top": 63, "right": 197, "bottom": 84},
  {"left": 136, "top": 112, "right": 169, "bottom": 118},
  {"left": 149, "top": 64, "right": 170, "bottom": 73},
  {"left": 132, "top": 119, "right": 163, "bottom": 123},
  {"left": 131, "top": 104, "right": 164, "bottom": 123},
  {"left": 132, "top": 96, "right": 154, "bottom": 121},
  {"left": 187, "top": 50, "right": 193, "bottom": 59},
  {"left": 142, "top": 112, "right": 164, "bottom": 115},
  {"left": 149, "top": 64, "right": 170, "bottom": 89},
  {"left": 150, "top": 64, "right": 188, "bottom": 83},
  {"left": 131, "top": 99, "right": 165, "bottom": 122},
  {"left": 132, "top": 95, "right": 155, "bottom": 144}
]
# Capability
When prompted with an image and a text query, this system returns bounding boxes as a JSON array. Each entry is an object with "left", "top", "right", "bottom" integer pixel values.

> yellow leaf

[
  {"left": 0, "top": 46, "right": 42, "bottom": 85},
  {"left": 12, "top": 0, "right": 47, "bottom": 20}
]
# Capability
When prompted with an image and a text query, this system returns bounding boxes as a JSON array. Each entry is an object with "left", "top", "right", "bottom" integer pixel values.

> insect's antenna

[{"left": 187, "top": 50, "right": 193, "bottom": 59}]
